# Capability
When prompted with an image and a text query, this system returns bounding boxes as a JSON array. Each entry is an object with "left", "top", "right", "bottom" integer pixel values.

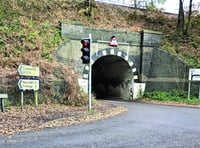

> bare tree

[
  {"left": 177, "top": 0, "right": 185, "bottom": 35},
  {"left": 88, "top": 0, "right": 93, "bottom": 16},
  {"left": 131, "top": 0, "right": 166, "bottom": 10},
  {"left": 131, "top": 0, "right": 141, "bottom": 9},
  {"left": 147, "top": 0, "right": 166, "bottom": 7},
  {"left": 177, "top": 0, "right": 194, "bottom": 36},
  {"left": 134, "top": 0, "right": 137, "bottom": 8},
  {"left": 185, "top": 0, "right": 193, "bottom": 36}
]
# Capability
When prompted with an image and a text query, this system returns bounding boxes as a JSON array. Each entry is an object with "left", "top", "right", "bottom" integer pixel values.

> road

[{"left": 1, "top": 101, "right": 200, "bottom": 148}]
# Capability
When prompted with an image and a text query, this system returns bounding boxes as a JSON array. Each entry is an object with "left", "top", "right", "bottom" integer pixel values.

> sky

[
  {"left": 96, "top": 0, "right": 200, "bottom": 14},
  {"left": 157, "top": 0, "right": 200, "bottom": 14}
]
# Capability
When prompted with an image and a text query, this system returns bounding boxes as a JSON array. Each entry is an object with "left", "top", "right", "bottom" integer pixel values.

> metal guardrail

[
  {"left": 96, "top": 1, "right": 199, "bottom": 14},
  {"left": 184, "top": 2, "right": 200, "bottom": 12},
  {"left": 95, "top": 0, "right": 146, "bottom": 9}
]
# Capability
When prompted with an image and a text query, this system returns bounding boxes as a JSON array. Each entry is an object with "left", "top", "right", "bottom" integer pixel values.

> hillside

[
  {"left": 1, "top": 0, "right": 200, "bottom": 65},
  {"left": 0, "top": 0, "right": 200, "bottom": 104}
]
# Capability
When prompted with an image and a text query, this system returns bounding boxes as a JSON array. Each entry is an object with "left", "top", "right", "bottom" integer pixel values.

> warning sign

[{"left": 109, "top": 36, "right": 119, "bottom": 47}]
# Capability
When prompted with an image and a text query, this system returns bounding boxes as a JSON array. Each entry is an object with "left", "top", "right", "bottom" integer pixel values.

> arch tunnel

[
  {"left": 83, "top": 48, "right": 138, "bottom": 100},
  {"left": 92, "top": 55, "right": 133, "bottom": 99}
]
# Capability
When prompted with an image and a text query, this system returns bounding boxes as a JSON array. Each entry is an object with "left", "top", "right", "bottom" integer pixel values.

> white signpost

[
  {"left": 188, "top": 68, "right": 200, "bottom": 81},
  {"left": 18, "top": 64, "right": 39, "bottom": 77},
  {"left": 188, "top": 68, "right": 200, "bottom": 99},
  {"left": 18, "top": 64, "right": 40, "bottom": 109},
  {"left": 18, "top": 79, "right": 39, "bottom": 91}
]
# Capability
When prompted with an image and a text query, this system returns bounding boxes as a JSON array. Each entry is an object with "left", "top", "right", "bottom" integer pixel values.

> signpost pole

[
  {"left": 21, "top": 91, "right": 24, "bottom": 110},
  {"left": 18, "top": 65, "right": 40, "bottom": 108},
  {"left": 1, "top": 98, "right": 5, "bottom": 112},
  {"left": 199, "top": 85, "right": 200, "bottom": 99},
  {"left": 0, "top": 94, "right": 8, "bottom": 112},
  {"left": 35, "top": 91, "right": 39, "bottom": 107},
  {"left": 132, "top": 78, "right": 134, "bottom": 100},
  {"left": 188, "top": 80, "right": 191, "bottom": 99},
  {"left": 88, "top": 33, "right": 92, "bottom": 111},
  {"left": 188, "top": 68, "right": 200, "bottom": 99}
]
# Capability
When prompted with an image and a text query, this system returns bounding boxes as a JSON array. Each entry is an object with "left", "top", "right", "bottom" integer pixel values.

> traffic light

[{"left": 81, "top": 38, "right": 90, "bottom": 64}]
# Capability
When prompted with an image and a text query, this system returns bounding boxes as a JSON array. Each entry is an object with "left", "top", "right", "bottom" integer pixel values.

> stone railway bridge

[{"left": 54, "top": 23, "right": 189, "bottom": 99}]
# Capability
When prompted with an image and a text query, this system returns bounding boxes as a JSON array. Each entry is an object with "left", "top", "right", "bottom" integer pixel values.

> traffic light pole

[{"left": 88, "top": 33, "right": 92, "bottom": 111}]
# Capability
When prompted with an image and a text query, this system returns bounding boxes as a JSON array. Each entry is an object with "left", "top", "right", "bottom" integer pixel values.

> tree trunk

[
  {"left": 89, "top": 0, "right": 95, "bottom": 16},
  {"left": 177, "top": 0, "right": 185, "bottom": 35},
  {"left": 89, "top": 0, "right": 92, "bottom": 16},
  {"left": 185, "top": 0, "right": 193, "bottom": 36},
  {"left": 134, "top": 0, "right": 137, "bottom": 8}
]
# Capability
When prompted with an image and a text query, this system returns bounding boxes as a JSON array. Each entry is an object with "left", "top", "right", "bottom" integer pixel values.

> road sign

[
  {"left": 188, "top": 68, "right": 200, "bottom": 81},
  {"left": 18, "top": 79, "right": 39, "bottom": 91},
  {"left": 109, "top": 36, "right": 119, "bottom": 47},
  {"left": 188, "top": 68, "right": 200, "bottom": 99},
  {"left": 18, "top": 64, "right": 39, "bottom": 77}
]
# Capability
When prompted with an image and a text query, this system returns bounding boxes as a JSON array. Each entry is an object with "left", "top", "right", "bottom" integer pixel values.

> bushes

[
  {"left": 0, "top": 50, "right": 88, "bottom": 107},
  {"left": 144, "top": 90, "right": 200, "bottom": 105}
]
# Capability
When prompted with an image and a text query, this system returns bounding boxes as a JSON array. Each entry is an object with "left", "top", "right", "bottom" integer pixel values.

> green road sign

[
  {"left": 18, "top": 79, "right": 39, "bottom": 91},
  {"left": 18, "top": 64, "right": 39, "bottom": 77}
]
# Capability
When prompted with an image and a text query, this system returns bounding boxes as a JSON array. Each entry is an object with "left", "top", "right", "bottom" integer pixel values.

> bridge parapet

[
  {"left": 61, "top": 23, "right": 161, "bottom": 48},
  {"left": 54, "top": 23, "right": 189, "bottom": 93}
]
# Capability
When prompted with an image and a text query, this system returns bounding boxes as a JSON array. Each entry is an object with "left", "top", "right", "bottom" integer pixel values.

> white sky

[
  {"left": 156, "top": 0, "right": 200, "bottom": 14},
  {"left": 157, "top": 1, "right": 179, "bottom": 14}
]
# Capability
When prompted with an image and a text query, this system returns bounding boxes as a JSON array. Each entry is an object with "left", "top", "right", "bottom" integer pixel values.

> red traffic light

[
  {"left": 81, "top": 39, "right": 90, "bottom": 47},
  {"left": 81, "top": 38, "right": 90, "bottom": 64}
]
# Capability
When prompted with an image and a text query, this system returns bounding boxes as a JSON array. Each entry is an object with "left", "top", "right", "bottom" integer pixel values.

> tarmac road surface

[{"left": 1, "top": 100, "right": 200, "bottom": 148}]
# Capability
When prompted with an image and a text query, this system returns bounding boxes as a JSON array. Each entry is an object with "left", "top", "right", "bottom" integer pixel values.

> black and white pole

[
  {"left": 88, "top": 33, "right": 92, "bottom": 111},
  {"left": 80, "top": 34, "right": 92, "bottom": 111}
]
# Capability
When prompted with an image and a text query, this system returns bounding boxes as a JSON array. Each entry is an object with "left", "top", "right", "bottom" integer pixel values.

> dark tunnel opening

[{"left": 92, "top": 55, "right": 133, "bottom": 99}]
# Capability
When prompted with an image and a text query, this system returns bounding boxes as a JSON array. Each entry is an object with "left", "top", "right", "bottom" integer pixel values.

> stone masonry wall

[
  {"left": 54, "top": 24, "right": 191, "bottom": 93},
  {"left": 142, "top": 48, "right": 189, "bottom": 91}
]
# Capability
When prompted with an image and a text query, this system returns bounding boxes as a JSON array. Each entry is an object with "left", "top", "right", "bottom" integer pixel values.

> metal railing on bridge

[{"left": 95, "top": 0, "right": 146, "bottom": 9}]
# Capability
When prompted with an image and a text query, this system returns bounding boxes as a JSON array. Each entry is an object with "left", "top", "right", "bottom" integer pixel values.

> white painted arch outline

[{"left": 83, "top": 48, "right": 138, "bottom": 80}]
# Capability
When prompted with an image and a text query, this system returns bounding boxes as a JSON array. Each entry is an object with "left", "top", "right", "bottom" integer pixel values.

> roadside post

[
  {"left": 18, "top": 64, "right": 40, "bottom": 109},
  {"left": 88, "top": 33, "right": 92, "bottom": 111},
  {"left": 0, "top": 93, "right": 8, "bottom": 112},
  {"left": 188, "top": 68, "right": 200, "bottom": 99},
  {"left": 80, "top": 34, "right": 92, "bottom": 111}
]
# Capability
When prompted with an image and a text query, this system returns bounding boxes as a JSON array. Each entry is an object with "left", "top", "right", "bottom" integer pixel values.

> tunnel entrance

[{"left": 92, "top": 55, "right": 133, "bottom": 99}]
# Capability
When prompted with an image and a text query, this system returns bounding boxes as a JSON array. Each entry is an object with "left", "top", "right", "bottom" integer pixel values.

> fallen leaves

[{"left": 0, "top": 102, "right": 127, "bottom": 136}]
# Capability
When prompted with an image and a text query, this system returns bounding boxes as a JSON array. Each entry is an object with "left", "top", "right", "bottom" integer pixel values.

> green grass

[{"left": 144, "top": 90, "right": 200, "bottom": 105}]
